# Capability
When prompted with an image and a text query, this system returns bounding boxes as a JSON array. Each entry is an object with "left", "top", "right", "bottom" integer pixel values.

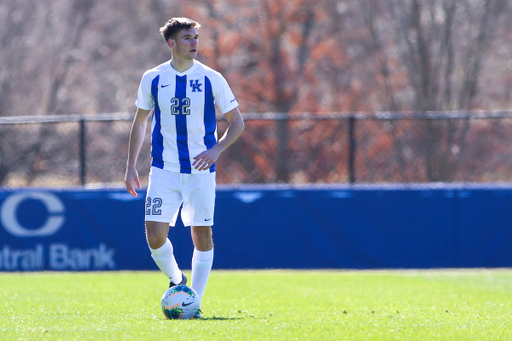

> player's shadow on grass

[{"left": 202, "top": 316, "right": 244, "bottom": 321}]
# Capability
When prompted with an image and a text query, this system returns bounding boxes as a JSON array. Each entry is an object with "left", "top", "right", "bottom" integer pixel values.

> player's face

[{"left": 172, "top": 27, "right": 199, "bottom": 61}]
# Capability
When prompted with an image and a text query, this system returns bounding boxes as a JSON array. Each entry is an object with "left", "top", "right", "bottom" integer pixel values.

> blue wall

[{"left": 1, "top": 184, "right": 511, "bottom": 271}]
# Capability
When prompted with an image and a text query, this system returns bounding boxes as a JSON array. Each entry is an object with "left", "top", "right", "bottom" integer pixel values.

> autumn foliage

[{"left": 0, "top": 0, "right": 511, "bottom": 185}]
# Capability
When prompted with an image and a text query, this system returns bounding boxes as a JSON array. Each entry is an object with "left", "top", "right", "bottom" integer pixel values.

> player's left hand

[{"left": 193, "top": 146, "right": 221, "bottom": 171}]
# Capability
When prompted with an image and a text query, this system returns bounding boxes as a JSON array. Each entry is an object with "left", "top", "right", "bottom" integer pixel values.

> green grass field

[{"left": 1, "top": 269, "right": 512, "bottom": 340}]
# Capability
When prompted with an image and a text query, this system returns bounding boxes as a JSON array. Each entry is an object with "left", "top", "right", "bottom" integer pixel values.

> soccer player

[{"left": 124, "top": 17, "right": 244, "bottom": 318}]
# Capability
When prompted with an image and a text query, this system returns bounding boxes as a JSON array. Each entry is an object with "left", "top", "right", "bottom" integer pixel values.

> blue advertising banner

[
  {"left": 0, "top": 189, "right": 150, "bottom": 271},
  {"left": 1, "top": 184, "right": 512, "bottom": 271}
]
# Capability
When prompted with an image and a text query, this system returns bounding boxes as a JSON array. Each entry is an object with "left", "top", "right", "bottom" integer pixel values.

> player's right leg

[
  {"left": 146, "top": 221, "right": 186, "bottom": 286},
  {"left": 145, "top": 166, "right": 185, "bottom": 286},
  {"left": 145, "top": 221, "right": 170, "bottom": 250}
]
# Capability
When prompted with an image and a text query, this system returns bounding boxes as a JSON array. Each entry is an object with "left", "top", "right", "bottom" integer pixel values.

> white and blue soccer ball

[{"left": 161, "top": 285, "right": 201, "bottom": 319}]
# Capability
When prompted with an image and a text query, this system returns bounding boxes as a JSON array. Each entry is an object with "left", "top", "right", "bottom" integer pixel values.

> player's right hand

[{"left": 125, "top": 168, "right": 141, "bottom": 197}]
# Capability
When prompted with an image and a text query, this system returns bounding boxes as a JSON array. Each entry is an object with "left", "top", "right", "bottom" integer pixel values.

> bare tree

[{"left": 363, "top": 0, "right": 508, "bottom": 181}]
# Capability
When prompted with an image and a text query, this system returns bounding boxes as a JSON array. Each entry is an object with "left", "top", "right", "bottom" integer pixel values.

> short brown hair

[{"left": 159, "top": 17, "right": 201, "bottom": 42}]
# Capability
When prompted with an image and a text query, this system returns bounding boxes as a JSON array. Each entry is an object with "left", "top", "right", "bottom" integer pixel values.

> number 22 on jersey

[{"left": 170, "top": 97, "right": 191, "bottom": 115}]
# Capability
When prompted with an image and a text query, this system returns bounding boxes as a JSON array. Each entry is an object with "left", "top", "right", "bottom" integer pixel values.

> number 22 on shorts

[{"left": 146, "top": 197, "right": 162, "bottom": 215}]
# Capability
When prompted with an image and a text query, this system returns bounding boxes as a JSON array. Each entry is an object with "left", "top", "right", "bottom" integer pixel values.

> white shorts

[{"left": 145, "top": 166, "right": 216, "bottom": 227}]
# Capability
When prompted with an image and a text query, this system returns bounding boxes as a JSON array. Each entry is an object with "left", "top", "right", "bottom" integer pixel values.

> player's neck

[{"left": 170, "top": 58, "right": 194, "bottom": 73}]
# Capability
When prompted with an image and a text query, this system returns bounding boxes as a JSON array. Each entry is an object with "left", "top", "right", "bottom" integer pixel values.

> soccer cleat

[
  {"left": 192, "top": 309, "right": 203, "bottom": 319},
  {"left": 169, "top": 272, "right": 187, "bottom": 288}
]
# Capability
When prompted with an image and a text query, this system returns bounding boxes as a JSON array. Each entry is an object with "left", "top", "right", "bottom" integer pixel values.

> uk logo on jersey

[{"left": 189, "top": 79, "right": 202, "bottom": 92}]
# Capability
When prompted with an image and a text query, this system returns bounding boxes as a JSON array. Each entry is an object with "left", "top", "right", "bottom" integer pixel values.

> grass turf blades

[{"left": 1, "top": 270, "right": 512, "bottom": 340}]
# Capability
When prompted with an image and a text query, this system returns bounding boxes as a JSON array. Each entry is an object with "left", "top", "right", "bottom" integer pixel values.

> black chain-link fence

[{"left": 1, "top": 111, "right": 512, "bottom": 187}]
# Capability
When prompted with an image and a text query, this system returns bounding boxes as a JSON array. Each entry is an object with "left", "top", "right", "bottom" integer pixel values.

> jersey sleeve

[
  {"left": 135, "top": 72, "right": 155, "bottom": 111},
  {"left": 212, "top": 74, "right": 239, "bottom": 114}
]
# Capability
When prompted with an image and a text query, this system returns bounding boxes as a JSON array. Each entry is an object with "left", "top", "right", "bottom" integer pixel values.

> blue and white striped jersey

[{"left": 136, "top": 60, "right": 238, "bottom": 174}]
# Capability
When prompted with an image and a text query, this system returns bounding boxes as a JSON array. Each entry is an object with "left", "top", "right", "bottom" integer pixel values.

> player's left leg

[
  {"left": 180, "top": 172, "right": 216, "bottom": 302},
  {"left": 190, "top": 226, "right": 214, "bottom": 299}
]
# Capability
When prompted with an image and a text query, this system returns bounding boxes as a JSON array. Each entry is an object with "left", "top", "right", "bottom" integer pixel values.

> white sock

[
  {"left": 149, "top": 238, "right": 182, "bottom": 284},
  {"left": 191, "top": 248, "right": 214, "bottom": 299}
]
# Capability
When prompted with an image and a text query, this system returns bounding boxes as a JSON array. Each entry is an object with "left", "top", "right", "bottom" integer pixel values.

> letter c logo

[{"left": 1, "top": 192, "right": 65, "bottom": 237}]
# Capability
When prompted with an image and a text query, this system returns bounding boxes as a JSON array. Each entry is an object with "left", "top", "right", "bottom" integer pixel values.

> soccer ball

[{"left": 161, "top": 285, "right": 201, "bottom": 319}]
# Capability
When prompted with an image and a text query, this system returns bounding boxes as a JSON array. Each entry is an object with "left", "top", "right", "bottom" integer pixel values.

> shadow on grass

[{"left": 201, "top": 316, "right": 246, "bottom": 321}]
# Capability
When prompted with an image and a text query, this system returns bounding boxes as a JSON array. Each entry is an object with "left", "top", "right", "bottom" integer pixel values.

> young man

[{"left": 125, "top": 17, "right": 244, "bottom": 317}]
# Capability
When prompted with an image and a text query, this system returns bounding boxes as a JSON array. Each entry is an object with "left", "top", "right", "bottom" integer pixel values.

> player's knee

[
  {"left": 147, "top": 233, "right": 165, "bottom": 249},
  {"left": 192, "top": 226, "right": 213, "bottom": 251},
  {"left": 146, "top": 222, "right": 168, "bottom": 249},
  {"left": 195, "top": 238, "right": 213, "bottom": 251}
]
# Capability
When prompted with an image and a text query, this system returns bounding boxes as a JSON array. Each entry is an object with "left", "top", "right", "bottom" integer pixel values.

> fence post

[
  {"left": 79, "top": 118, "right": 86, "bottom": 186},
  {"left": 348, "top": 115, "right": 356, "bottom": 184}
]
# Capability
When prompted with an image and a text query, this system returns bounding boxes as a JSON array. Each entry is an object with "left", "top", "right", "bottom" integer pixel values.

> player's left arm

[{"left": 193, "top": 107, "right": 245, "bottom": 171}]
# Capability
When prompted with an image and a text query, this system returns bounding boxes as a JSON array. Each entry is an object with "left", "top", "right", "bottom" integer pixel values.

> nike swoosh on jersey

[{"left": 161, "top": 84, "right": 171, "bottom": 88}]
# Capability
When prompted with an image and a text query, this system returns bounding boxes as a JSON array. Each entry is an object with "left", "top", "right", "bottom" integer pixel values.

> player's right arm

[{"left": 125, "top": 108, "right": 152, "bottom": 197}]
